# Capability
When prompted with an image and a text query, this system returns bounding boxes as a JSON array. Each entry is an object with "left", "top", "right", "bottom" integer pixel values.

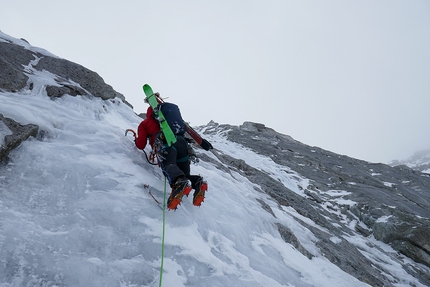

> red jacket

[{"left": 135, "top": 106, "right": 160, "bottom": 150}]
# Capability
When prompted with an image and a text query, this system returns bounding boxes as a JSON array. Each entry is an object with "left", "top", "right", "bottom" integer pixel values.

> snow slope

[{"left": 1, "top": 67, "right": 427, "bottom": 286}]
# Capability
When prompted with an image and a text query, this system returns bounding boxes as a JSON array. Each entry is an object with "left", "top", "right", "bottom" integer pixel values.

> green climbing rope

[{"left": 159, "top": 177, "right": 167, "bottom": 287}]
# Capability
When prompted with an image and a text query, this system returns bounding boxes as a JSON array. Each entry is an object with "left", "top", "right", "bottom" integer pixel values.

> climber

[{"left": 135, "top": 95, "right": 207, "bottom": 210}]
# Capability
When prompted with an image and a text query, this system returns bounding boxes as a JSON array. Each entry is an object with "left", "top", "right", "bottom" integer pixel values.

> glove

[{"left": 200, "top": 138, "right": 213, "bottom": 151}]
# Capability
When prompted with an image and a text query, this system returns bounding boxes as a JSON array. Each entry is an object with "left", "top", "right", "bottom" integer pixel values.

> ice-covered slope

[
  {"left": 0, "top": 89, "right": 373, "bottom": 287},
  {"left": 2, "top": 88, "right": 429, "bottom": 286}
]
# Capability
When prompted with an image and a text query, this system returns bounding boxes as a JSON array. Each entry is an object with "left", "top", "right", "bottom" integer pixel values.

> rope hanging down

[{"left": 159, "top": 177, "right": 167, "bottom": 287}]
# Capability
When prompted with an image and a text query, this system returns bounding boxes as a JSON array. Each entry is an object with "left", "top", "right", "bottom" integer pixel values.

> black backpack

[{"left": 159, "top": 102, "right": 186, "bottom": 135}]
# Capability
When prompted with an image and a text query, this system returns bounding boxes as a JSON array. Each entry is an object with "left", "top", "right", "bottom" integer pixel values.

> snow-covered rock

[{"left": 390, "top": 150, "right": 430, "bottom": 174}]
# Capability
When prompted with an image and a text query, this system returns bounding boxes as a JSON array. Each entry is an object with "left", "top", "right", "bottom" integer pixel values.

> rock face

[
  {"left": 0, "top": 32, "right": 130, "bottom": 104},
  {"left": 0, "top": 32, "right": 130, "bottom": 162},
  {"left": 390, "top": 149, "right": 430, "bottom": 174},
  {"left": 35, "top": 56, "right": 125, "bottom": 101},
  {"left": 0, "top": 41, "right": 33, "bottom": 92},
  {"left": 0, "top": 113, "right": 38, "bottom": 163},
  {"left": 200, "top": 121, "right": 430, "bottom": 287}
]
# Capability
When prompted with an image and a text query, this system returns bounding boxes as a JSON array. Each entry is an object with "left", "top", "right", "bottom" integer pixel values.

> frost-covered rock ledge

[
  {"left": 0, "top": 113, "right": 38, "bottom": 163},
  {"left": 0, "top": 31, "right": 129, "bottom": 162}
]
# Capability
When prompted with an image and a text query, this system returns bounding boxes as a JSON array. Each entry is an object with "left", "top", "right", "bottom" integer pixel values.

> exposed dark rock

[
  {"left": 0, "top": 36, "right": 132, "bottom": 108},
  {"left": 213, "top": 149, "right": 389, "bottom": 286},
  {"left": 373, "top": 215, "right": 430, "bottom": 266},
  {"left": 0, "top": 113, "right": 38, "bottom": 162},
  {"left": 390, "top": 149, "right": 430, "bottom": 174},
  {"left": 45, "top": 84, "right": 87, "bottom": 97},
  {"left": 200, "top": 121, "right": 430, "bottom": 286},
  {"left": 0, "top": 42, "right": 32, "bottom": 91},
  {"left": 256, "top": 198, "right": 276, "bottom": 218},
  {"left": 276, "top": 223, "right": 314, "bottom": 260},
  {"left": 35, "top": 56, "right": 126, "bottom": 102},
  {"left": 0, "top": 35, "right": 136, "bottom": 162}
]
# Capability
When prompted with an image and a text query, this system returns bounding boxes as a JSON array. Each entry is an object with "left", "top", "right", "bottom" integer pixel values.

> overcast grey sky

[{"left": 2, "top": 0, "right": 430, "bottom": 163}]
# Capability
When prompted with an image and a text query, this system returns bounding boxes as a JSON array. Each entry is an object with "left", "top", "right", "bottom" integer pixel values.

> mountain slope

[
  {"left": 390, "top": 150, "right": 430, "bottom": 174},
  {"left": 1, "top": 31, "right": 430, "bottom": 287}
]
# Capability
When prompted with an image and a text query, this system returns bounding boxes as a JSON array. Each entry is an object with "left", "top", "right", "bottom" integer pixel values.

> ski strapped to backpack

[
  {"left": 143, "top": 84, "right": 177, "bottom": 146},
  {"left": 184, "top": 122, "right": 213, "bottom": 151}
]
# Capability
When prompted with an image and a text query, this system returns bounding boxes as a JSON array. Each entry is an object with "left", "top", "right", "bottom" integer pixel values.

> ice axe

[
  {"left": 125, "top": 128, "right": 137, "bottom": 139},
  {"left": 125, "top": 128, "right": 159, "bottom": 166}
]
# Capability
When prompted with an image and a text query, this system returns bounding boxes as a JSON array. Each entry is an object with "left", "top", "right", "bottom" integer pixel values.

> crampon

[
  {"left": 167, "top": 179, "right": 192, "bottom": 210},
  {"left": 193, "top": 182, "right": 208, "bottom": 207}
]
